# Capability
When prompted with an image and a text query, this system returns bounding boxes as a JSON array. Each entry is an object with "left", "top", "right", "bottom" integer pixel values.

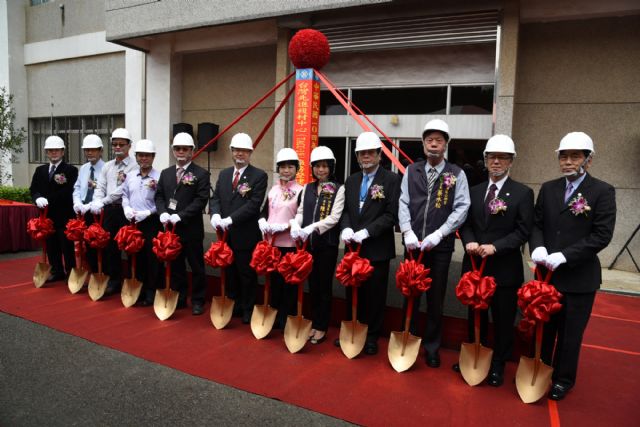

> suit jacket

[
  {"left": 30, "top": 162, "right": 78, "bottom": 227},
  {"left": 155, "top": 163, "right": 210, "bottom": 242},
  {"left": 341, "top": 166, "right": 400, "bottom": 262},
  {"left": 209, "top": 164, "right": 268, "bottom": 251},
  {"left": 459, "top": 177, "right": 534, "bottom": 287},
  {"left": 529, "top": 174, "right": 616, "bottom": 293}
]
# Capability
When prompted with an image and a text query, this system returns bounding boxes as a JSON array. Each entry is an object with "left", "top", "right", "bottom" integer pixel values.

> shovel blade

[
  {"left": 387, "top": 331, "right": 422, "bottom": 373},
  {"left": 33, "top": 262, "right": 51, "bottom": 288},
  {"left": 339, "top": 320, "right": 368, "bottom": 359},
  {"left": 515, "top": 356, "right": 554, "bottom": 403},
  {"left": 68, "top": 267, "right": 88, "bottom": 294},
  {"left": 284, "top": 315, "right": 312, "bottom": 354},
  {"left": 153, "top": 288, "right": 179, "bottom": 321},
  {"left": 210, "top": 296, "right": 235, "bottom": 329},
  {"left": 88, "top": 273, "right": 110, "bottom": 301},
  {"left": 459, "top": 342, "right": 494, "bottom": 386},
  {"left": 250, "top": 304, "right": 278, "bottom": 339},
  {"left": 121, "top": 278, "right": 143, "bottom": 308}
]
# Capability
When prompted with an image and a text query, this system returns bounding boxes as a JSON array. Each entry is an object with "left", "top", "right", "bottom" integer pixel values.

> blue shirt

[{"left": 73, "top": 159, "right": 105, "bottom": 205}]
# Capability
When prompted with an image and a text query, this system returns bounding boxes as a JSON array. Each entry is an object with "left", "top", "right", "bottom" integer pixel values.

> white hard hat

[
  {"left": 556, "top": 132, "right": 595, "bottom": 154},
  {"left": 483, "top": 134, "right": 516, "bottom": 157},
  {"left": 135, "top": 139, "right": 156, "bottom": 154},
  {"left": 422, "top": 119, "right": 450, "bottom": 142},
  {"left": 310, "top": 146, "right": 336, "bottom": 163},
  {"left": 82, "top": 134, "right": 103, "bottom": 149},
  {"left": 276, "top": 147, "right": 299, "bottom": 164},
  {"left": 111, "top": 128, "right": 132, "bottom": 142},
  {"left": 172, "top": 132, "right": 195, "bottom": 147},
  {"left": 355, "top": 132, "right": 382, "bottom": 152},
  {"left": 44, "top": 135, "right": 65, "bottom": 150},
  {"left": 229, "top": 133, "right": 253, "bottom": 151}
]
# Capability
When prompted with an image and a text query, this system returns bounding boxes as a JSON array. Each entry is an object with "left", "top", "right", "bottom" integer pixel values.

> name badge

[{"left": 168, "top": 198, "right": 178, "bottom": 210}]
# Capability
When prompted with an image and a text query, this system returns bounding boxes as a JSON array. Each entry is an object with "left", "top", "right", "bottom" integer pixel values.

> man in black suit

[
  {"left": 398, "top": 119, "right": 470, "bottom": 367},
  {"left": 530, "top": 132, "right": 616, "bottom": 401},
  {"left": 29, "top": 135, "right": 78, "bottom": 281},
  {"left": 340, "top": 131, "right": 400, "bottom": 355},
  {"left": 209, "top": 133, "right": 268, "bottom": 324},
  {"left": 155, "top": 132, "right": 211, "bottom": 315},
  {"left": 457, "top": 135, "right": 534, "bottom": 386}
]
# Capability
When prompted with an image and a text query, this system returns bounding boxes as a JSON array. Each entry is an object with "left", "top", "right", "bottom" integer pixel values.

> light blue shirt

[
  {"left": 73, "top": 159, "right": 105, "bottom": 205},
  {"left": 564, "top": 173, "right": 587, "bottom": 201},
  {"left": 122, "top": 167, "right": 160, "bottom": 213}
]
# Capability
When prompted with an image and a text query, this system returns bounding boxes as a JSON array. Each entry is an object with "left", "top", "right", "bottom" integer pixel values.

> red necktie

[
  {"left": 484, "top": 183, "right": 497, "bottom": 216},
  {"left": 232, "top": 171, "right": 240, "bottom": 191}
]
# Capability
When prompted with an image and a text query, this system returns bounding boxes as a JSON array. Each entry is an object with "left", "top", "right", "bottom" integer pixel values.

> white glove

[
  {"left": 403, "top": 230, "right": 419, "bottom": 250},
  {"left": 124, "top": 206, "right": 135, "bottom": 221},
  {"left": 35, "top": 197, "right": 48, "bottom": 208},
  {"left": 545, "top": 252, "right": 567, "bottom": 271},
  {"left": 352, "top": 229, "right": 370, "bottom": 244},
  {"left": 531, "top": 247, "right": 548, "bottom": 265},
  {"left": 81, "top": 204, "right": 91, "bottom": 215},
  {"left": 341, "top": 228, "right": 355, "bottom": 243},
  {"left": 90, "top": 200, "right": 104, "bottom": 214},
  {"left": 420, "top": 230, "right": 443, "bottom": 251},
  {"left": 169, "top": 214, "right": 181, "bottom": 224},
  {"left": 73, "top": 203, "right": 83, "bottom": 214},
  {"left": 159, "top": 212, "right": 171, "bottom": 224},
  {"left": 258, "top": 218, "right": 270, "bottom": 234},
  {"left": 220, "top": 216, "right": 233, "bottom": 230},
  {"left": 134, "top": 210, "right": 150, "bottom": 222},
  {"left": 298, "top": 224, "right": 316, "bottom": 241},
  {"left": 210, "top": 213, "right": 222, "bottom": 229}
]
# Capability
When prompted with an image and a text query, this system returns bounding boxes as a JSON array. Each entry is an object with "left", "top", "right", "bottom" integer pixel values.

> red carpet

[{"left": 1, "top": 256, "right": 638, "bottom": 426}]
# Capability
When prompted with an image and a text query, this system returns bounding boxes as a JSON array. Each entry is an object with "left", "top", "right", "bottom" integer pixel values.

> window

[
  {"left": 29, "top": 115, "right": 125, "bottom": 165},
  {"left": 351, "top": 87, "right": 447, "bottom": 115},
  {"left": 450, "top": 85, "right": 494, "bottom": 115},
  {"left": 30, "top": 0, "right": 50, "bottom": 5},
  {"left": 317, "top": 138, "right": 347, "bottom": 182},
  {"left": 320, "top": 90, "right": 347, "bottom": 115}
]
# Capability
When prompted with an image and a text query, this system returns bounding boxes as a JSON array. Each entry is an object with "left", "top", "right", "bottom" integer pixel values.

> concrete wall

[
  {"left": 511, "top": 15, "right": 640, "bottom": 271},
  {"left": 26, "top": 0, "right": 105, "bottom": 43}
]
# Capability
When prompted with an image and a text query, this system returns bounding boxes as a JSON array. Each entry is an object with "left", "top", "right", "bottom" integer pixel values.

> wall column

[{"left": 494, "top": 0, "right": 519, "bottom": 136}]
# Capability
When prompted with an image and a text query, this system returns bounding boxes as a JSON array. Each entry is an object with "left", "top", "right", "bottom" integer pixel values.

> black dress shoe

[
  {"left": 364, "top": 341, "right": 378, "bottom": 355},
  {"left": 452, "top": 363, "right": 460, "bottom": 373},
  {"left": 548, "top": 383, "right": 571, "bottom": 401},
  {"left": 425, "top": 352, "right": 440, "bottom": 368},
  {"left": 192, "top": 303, "right": 205, "bottom": 316},
  {"left": 104, "top": 286, "right": 119, "bottom": 297},
  {"left": 46, "top": 273, "right": 66, "bottom": 283},
  {"left": 487, "top": 371, "right": 504, "bottom": 387},
  {"left": 242, "top": 311, "right": 251, "bottom": 324},
  {"left": 176, "top": 298, "right": 187, "bottom": 309},
  {"left": 334, "top": 338, "right": 341, "bottom": 347}
]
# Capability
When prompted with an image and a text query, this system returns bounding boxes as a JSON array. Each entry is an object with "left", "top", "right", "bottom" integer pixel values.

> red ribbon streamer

[
  {"left": 335, "top": 246, "right": 373, "bottom": 287},
  {"left": 277, "top": 243, "right": 313, "bottom": 285},
  {"left": 250, "top": 239, "right": 281, "bottom": 275},
  {"left": 152, "top": 229, "right": 182, "bottom": 262},
  {"left": 455, "top": 257, "right": 497, "bottom": 310},
  {"left": 64, "top": 217, "right": 87, "bottom": 242},
  {"left": 396, "top": 254, "right": 432, "bottom": 298},
  {"left": 26, "top": 216, "right": 55, "bottom": 241},
  {"left": 83, "top": 223, "right": 111, "bottom": 249},
  {"left": 114, "top": 224, "right": 144, "bottom": 254},
  {"left": 517, "top": 272, "right": 563, "bottom": 335}
]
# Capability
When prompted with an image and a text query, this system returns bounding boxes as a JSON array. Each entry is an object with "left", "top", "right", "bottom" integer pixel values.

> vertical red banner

[{"left": 292, "top": 68, "right": 320, "bottom": 184}]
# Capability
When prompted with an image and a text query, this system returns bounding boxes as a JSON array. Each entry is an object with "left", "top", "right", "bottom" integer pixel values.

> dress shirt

[
  {"left": 122, "top": 167, "right": 160, "bottom": 213},
  {"left": 233, "top": 165, "right": 249, "bottom": 181},
  {"left": 483, "top": 174, "right": 509, "bottom": 199},
  {"left": 94, "top": 156, "right": 136, "bottom": 205},
  {"left": 564, "top": 173, "right": 587, "bottom": 202},
  {"left": 73, "top": 159, "right": 105, "bottom": 205}
]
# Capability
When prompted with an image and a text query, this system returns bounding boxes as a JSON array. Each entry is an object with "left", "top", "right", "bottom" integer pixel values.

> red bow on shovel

[
  {"left": 65, "top": 215, "right": 88, "bottom": 294},
  {"left": 115, "top": 222, "right": 145, "bottom": 307},
  {"left": 27, "top": 207, "right": 55, "bottom": 288},
  {"left": 278, "top": 239, "right": 313, "bottom": 353},
  {"left": 249, "top": 234, "right": 282, "bottom": 339},
  {"left": 84, "top": 212, "right": 111, "bottom": 301},
  {"left": 515, "top": 267, "right": 563, "bottom": 403},
  {"left": 204, "top": 229, "right": 235, "bottom": 329},
  {"left": 336, "top": 244, "right": 374, "bottom": 359},
  {"left": 388, "top": 249, "right": 432, "bottom": 373},
  {"left": 455, "top": 256, "right": 497, "bottom": 386},
  {"left": 152, "top": 223, "right": 182, "bottom": 321}
]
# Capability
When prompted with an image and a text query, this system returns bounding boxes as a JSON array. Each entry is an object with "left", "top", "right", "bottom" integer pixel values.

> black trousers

[
  {"left": 541, "top": 291, "right": 596, "bottom": 388},
  {"left": 309, "top": 245, "right": 339, "bottom": 332},
  {"left": 81, "top": 213, "right": 98, "bottom": 273},
  {"left": 225, "top": 248, "right": 258, "bottom": 314},
  {"left": 345, "top": 259, "right": 390, "bottom": 343},
  {"left": 405, "top": 250, "right": 453, "bottom": 354},
  {"left": 270, "top": 246, "right": 297, "bottom": 327},
  {"left": 46, "top": 225, "right": 75, "bottom": 276},
  {"left": 170, "top": 236, "right": 206, "bottom": 305},
  {"left": 466, "top": 286, "right": 519, "bottom": 371},
  {"left": 129, "top": 215, "right": 163, "bottom": 301},
  {"left": 102, "top": 204, "right": 127, "bottom": 287}
]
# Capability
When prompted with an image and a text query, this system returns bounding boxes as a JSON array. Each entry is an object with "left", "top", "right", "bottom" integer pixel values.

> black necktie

[
  {"left": 84, "top": 166, "right": 95, "bottom": 203},
  {"left": 484, "top": 183, "right": 497, "bottom": 216}
]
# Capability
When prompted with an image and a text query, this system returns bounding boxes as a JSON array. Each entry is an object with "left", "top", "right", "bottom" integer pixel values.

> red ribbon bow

[
  {"left": 26, "top": 215, "right": 55, "bottom": 241},
  {"left": 250, "top": 239, "right": 281, "bottom": 275},
  {"left": 277, "top": 242, "right": 313, "bottom": 285},
  {"left": 396, "top": 251, "right": 432, "bottom": 298},
  {"left": 455, "top": 257, "right": 497, "bottom": 310},
  {"left": 83, "top": 223, "right": 110, "bottom": 249},
  {"left": 152, "top": 227, "right": 182, "bottom": 262},
  {"left": 204, "top": 231, "right": 234, "bottom": 268},
  {"left": 114, "top": 224, "right": 145, "bottom": 254},
  {"left": 64, "top": 217, "right": 87, "bottom": 242},
  {"left": 335, "top": 245, "right": 374, "bottom": 287},
  {"left": 517, "top": 269, "right": 563, "bottom": 335}
]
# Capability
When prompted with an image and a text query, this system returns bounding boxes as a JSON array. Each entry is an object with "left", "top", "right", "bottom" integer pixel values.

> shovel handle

[
  {"left": 41, "top": 242, "right": 48, "bottom": 264},
  {"left": 164, "top": 261, "right": 171, "bottom": 292},
  {"left": 469, "top": 256, "right": 488, "bottom": 277},
  {"left": 97, "top": 249, "right": 103, "bottom": 274},
  {"left": 535, "top": 266, "right": 553, "bottom": 284},
  {"left": 351, "top": 286, "right": 358, "bottom": 324},
  {"left": 220, "top": 268, "right": 226, "bottom": 299},
  {"left": 404, "top": 296, "right": 414, "bottom": 333},
  {"left": 263, "top": 274, "right": 270, "bottom": 306},
  {"left": 130, "top": 254, "right": 137, "bottom": 278},
  {"left": 296, "top": 282, "right": 304, "bottom": 318}
]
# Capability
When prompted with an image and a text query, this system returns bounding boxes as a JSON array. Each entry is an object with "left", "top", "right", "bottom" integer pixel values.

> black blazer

[
  {"left": 341, "top": 166, "right": 400, "bottom": 262},
  {"left": 155, "top": 163, "right": 210, "bottom": 242},
  {"left": 459, "top": 177, "right": 534, "bottom": 288},
  {"left": 29, "top": 162, "right": 78, "bottom": 227},
  {"left": 209, "top": 164, "right": 268, "bottom": 251},
  {"left": 529, "top": 174, "right": 616, "bottom": 293}
]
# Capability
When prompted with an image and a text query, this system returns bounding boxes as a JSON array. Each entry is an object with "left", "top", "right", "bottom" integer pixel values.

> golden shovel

[
  {"left": 251, "top": 274, "right": 278, "bottom": 339},
  {"left": 339, "top": 286, "right": 368, "bottom": 359},
  {"left": 33, "top": 241, "right": 51, "bottom": 288},
  {"left": 121, "top": 254, "right": 143, "bottom": 308},
  {"left": 88, "top": 248, "right": 109, "bottom": 301},
  {"left": 68, "top": 241, "right": 88, "bottom": 294},
  {"left": 459, "top": 308, "right": 493, "bottom": 386},
  {"left": 284, "top": 281, "right": 312, "bottom": 353},
  {"left": 516, "top": 320, "right": 554, "bottom": 403},
  {"left": 210, "top": 268, "right": 235, "bottom": 329},
  {"left": 388, "top": 295, "right": 422, "bottom": 372},
  {"left": 154, "top": 262, "right": 179, "bottom": 321}
]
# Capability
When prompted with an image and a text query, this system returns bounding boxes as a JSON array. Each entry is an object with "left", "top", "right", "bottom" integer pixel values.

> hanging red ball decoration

[{"left": 288, "top": 29, "right": 331, "bottom": 70}]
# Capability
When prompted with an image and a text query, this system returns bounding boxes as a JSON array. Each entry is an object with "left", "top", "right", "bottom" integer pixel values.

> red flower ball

[{"left": 288, "top": 29, "right": 330, "bottom": 70}]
